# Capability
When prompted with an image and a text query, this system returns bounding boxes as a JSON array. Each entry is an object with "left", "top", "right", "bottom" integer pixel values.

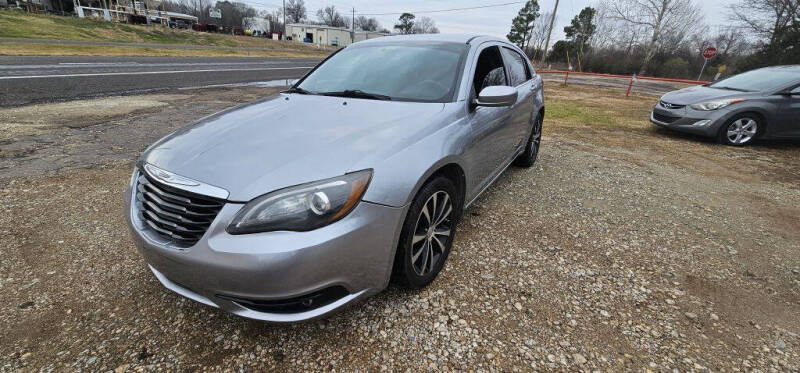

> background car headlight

[
  {"left": 689, "top": 98, "right": 745, "bottom": 111},
  {"left": 227, "top": 169, "right": 372, "bottom": 234}
]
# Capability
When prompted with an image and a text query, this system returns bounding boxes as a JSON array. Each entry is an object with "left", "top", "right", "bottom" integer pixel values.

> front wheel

[
  {"left": 392, "top": 176, "right": 459, "bottom": 289},
  {"left": 514, "top": 114, "right": 542, "bottom": 167},
  {"left": 718, "top": 115, "right": 760, "bottom": 146}
]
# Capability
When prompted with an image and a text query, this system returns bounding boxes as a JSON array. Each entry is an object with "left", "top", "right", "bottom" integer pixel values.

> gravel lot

[{"left": 1, "top": 83, "right": 799, "bottom": 371}]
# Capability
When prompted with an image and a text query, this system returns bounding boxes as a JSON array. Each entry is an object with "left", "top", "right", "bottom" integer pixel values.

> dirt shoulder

[
  {"left": 0, "top": 83, "right": 798, "bottom": 371},
  {"left": 0, "top": 86, "right": 281, "bottom": 181}
]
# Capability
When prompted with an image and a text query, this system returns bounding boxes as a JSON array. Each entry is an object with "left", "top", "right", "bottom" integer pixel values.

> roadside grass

[
  {"left": 0, "top": 41, "right": 330, "bottom": 57},
  {"left": 0, "top": 11, "right": 325, "bottom": 52},
  {"left": 545, "top": 82, "right": 656, "bottom": 131}
]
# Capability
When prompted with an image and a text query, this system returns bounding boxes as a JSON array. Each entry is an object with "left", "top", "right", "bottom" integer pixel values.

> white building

[{"left": 286, "top": 23, "right": 387, "bottom": 47}]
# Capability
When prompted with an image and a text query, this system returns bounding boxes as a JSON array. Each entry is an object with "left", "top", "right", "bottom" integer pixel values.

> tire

[
  {"left": 718, "top": 114, "right": 761, "bottom": 146},
  {"left": 514, "top": 114, "right": 543, "bottom": 167},
  {"left": 392, "top": 176, "right": 460, "bottom": 289}
]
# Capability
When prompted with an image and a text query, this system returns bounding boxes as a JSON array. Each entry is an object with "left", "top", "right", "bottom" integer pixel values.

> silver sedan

[
  {"left": 651, "top": 65, "right": 800, "bottom": 146},
  {"left": 124, "top": 34, "right": 545, "bottom": 322}
]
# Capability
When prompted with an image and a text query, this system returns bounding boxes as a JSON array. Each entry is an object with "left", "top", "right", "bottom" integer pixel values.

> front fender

[{"left": 360, "top": 113, "right": 470, "bottom": 208}]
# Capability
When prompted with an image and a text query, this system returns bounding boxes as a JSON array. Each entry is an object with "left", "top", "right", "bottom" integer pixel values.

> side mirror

[{"left": 474, "top": 86, "right": 518, "bottom": 107}]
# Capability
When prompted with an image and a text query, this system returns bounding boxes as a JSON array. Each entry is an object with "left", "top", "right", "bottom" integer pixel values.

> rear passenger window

[{"left": 501, "top": 47, "right": 531, "bottom": 86}]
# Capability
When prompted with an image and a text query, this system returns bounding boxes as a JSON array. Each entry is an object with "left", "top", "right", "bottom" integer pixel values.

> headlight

[
  {"left": 689, "top": 98, "right": 745, "bottom": 111},
  {"left": 227, "top": 169, "right": 372, "bottom": 234}
]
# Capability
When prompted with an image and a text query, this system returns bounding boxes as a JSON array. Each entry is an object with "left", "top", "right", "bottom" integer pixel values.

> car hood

[
  {"left": 142, "top": 94, "right": 446, "bottom": 202},
  {"left": 660, "top": 85, "right": 758, "bottom": 105}
]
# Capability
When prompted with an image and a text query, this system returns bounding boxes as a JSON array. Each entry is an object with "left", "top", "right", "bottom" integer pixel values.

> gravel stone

[{"left": 2, "top": 83, "right": 799, "bottom": 371}]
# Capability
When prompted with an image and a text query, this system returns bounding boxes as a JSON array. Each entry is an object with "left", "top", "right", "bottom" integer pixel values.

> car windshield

[
  {"left": 295, "top": 42, "right": 469, "bottom": 102},
  {"left": 709, "top": 67, "right": 800, "bottom": 92}
]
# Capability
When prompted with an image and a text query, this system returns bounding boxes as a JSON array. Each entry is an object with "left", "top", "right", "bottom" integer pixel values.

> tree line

[
  {"left": 507, "top": 0, "right": 800, "bottom": 79},
  {"left": 159, "top": 0, "right": 441, "bottom": 35}
]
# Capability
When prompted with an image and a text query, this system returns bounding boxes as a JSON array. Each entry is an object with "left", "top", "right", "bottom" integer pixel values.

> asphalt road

[{"left": 0, "top": 56, "right": 321, "bottom": 107}]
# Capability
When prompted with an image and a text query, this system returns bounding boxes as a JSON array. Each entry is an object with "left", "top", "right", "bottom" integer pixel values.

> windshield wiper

[
  {"left": 320, "top": 89, "right": 392, "bottom": 101},
  {"left": 283, "top": 87, "right": 315, "bottom": 95},
  {"left": 711, "top": 86, "right": 753, "bottom": 92}
]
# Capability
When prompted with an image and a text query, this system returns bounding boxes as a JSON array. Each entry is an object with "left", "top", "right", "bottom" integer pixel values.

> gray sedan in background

[
  {"left": 651, "top": 65, "right": 800, "bottom": 145},
  {"left": 124, "top": 34, "right": 545, "bottom": 322}
]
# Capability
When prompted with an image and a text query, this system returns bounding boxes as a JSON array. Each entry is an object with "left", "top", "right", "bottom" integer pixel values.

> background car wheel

[
  {"left": 392, "top": 176, "right": 460, "bottom": 289},
  {"left": 719, "top": 114, "right": 761, "bottom": 146},
  {"left": 514, "top": 114, "right": 542, "bottom": 167}
]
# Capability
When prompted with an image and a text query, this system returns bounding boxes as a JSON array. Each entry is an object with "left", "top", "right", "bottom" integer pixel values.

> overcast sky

[{"left": 253, "top": 0, "right": 740, "bottom": 42}]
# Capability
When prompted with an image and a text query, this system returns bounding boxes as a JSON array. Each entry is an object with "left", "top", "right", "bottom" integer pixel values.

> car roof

[
  {"left": 761, "top": 65, "right": 800, "bottom": 72},
  {"left": 354, "top": 33, "right": 509, "bottom": 47}
]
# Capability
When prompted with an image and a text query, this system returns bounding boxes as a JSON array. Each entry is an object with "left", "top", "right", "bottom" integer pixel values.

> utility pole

[
  {"left": 283, "top": 0, "right": 286, "bottom": 40},
  {"left": 540, "top": 0, "right": 559, "bottom": 64},
  {"left": 351, "top": 7, "right": 355, "bottom": 45}
]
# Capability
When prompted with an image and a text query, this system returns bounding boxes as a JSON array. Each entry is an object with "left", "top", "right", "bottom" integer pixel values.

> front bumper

[
  {"left": 649, "top": 104, "right": 730, "bottom": 137},
  {"left": 124, "top": 184, "right": 406, "bottom": 322}
]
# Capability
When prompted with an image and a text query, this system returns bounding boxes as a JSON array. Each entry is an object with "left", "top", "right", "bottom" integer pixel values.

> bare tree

[
  {"left": 354, "top": 15, "right": 380, "bottom": 31},
  {"left": 411, "top": 16, "right": 439, "bottom": 34},
  {"left": 590, "top": 3, "right": 646, "bottom": 53},
  {"left": 713, "top": 27, "right": 748, "bottom": 56},
  {"left": 264, "top": 9, "right": 285, "bottom": 33},
  {"left": 528, "top": 11, "right": 552, "bottom": 58},
  {"left": 729, "top": 0, "right": 799, "bottom": 43},
  {"left": 187, "top": 0, "right": 212, "bottom": 23},
  {"left": 316, "top": 5, "right": 346, "bottom": 27},
  {"left": 609, "top": 0, "right": 703, "bottom": 75},
  {"left": 285, "top": 0, "right": 306, "bottom": 24},
  {"left": 214, "top": 1, "right": 257, "bottom": 28}
]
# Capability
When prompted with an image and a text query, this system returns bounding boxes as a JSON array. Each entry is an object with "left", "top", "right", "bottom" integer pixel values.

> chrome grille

[
  {"left": 659, "top": 100, "right": 685, "bottom": 110},
  {"left": 135, "top": 173, "right": 224, "bottom": 247}
]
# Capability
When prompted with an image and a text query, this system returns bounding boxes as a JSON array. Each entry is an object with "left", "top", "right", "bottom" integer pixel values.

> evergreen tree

[
  {"left": 507, "top": 0, "right": 540, "bottom": 51},
  {"left": 563, "top": 7, "right": 596, "bottom": 70},
  {"left": 564, "top": 7, "right": 596, "bottom": 51},
  {"left": 394, "top": 13, "right": 415, "bottom": 34}
]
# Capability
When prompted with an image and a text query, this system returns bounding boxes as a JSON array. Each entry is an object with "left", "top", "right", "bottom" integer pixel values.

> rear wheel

[
  {"left": 514, "top": 114, "right": 542, "bottom": 167},
  {"left": 719, "top": 114, "right": 760, "bottom": 146},
  {"left": 393, "top": 176, "right": 459, "bottom": 289}
]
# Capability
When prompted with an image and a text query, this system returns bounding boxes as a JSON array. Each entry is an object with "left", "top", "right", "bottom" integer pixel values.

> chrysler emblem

[{"left": 144, "top": 164, "right": 202, "bottom": 187}]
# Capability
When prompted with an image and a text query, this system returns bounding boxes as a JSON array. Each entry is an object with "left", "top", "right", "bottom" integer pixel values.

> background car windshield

[
  {"left": 709, "top": 68, "right": 800, "bottom": 92},
  {"left": 297, "top": 42, "right": 468, "bottom": 102}
]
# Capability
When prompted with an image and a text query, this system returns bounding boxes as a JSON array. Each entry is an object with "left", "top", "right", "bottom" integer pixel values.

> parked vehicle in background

[
  {"left": 168, "top": 20, "right": 190, "bottom": 29},
  {"left": 124, "top": 34, "right": 545, "bottom": 322},
  {"left": 651, "top": 65, "right": 800, "bottom": 146}
]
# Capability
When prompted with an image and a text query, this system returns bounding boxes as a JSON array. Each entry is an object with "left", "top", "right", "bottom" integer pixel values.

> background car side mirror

[{"left": 474, "top": 86, "right": 518, "bottom": 107}]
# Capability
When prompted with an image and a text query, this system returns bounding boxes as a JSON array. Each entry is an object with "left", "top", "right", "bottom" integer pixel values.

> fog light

[
  {"left": 692, "top": 120, "right": 711, "bottom": 127},
  {"left": 309, "top": 191, "right": 331, "bottom": 215}
]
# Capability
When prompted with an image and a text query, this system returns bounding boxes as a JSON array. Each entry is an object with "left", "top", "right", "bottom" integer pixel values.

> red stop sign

[{"left": 703, "top": 46, "right": 717, "bottom": 59}]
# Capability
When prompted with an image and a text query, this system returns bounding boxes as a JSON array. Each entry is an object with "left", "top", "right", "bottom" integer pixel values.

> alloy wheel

[
  {"left": 726, "top": 118, "right": 757, "bottom": 145},
  {"left": 411, "top": 191, "right": 453, "bottom": 276},
  {"left": 530, "top": 117, "right": 542, "bottom": 159}
]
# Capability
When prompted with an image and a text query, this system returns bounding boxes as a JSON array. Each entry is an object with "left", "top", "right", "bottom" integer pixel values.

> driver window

[
  {"left": 792, "top": 86, "right": 800, "bottom": 94},
  {"left": 472, "top": 46, "right": 508, "bottom": 95}
]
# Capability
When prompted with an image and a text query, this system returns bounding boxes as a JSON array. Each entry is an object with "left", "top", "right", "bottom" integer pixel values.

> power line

[
  {"left": 235, "top": 0, "right": 282, "bottom": 9},
  {"left": 355, "top": 1, "right": 525, "bottom": 16}
]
